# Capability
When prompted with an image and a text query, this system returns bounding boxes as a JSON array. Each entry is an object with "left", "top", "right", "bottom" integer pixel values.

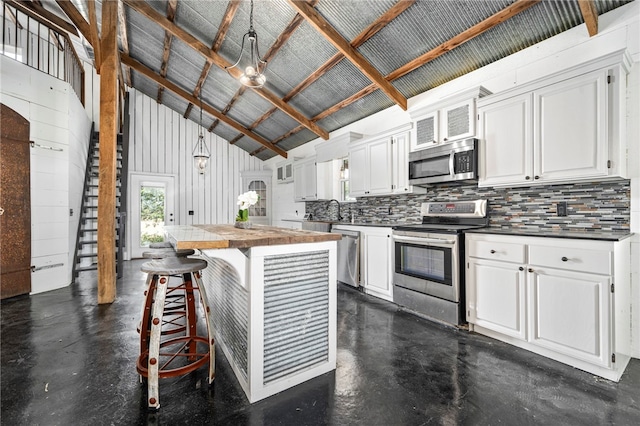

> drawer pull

[
  {"left": 561, "top": 256, "right": 568, "bottom": 262},
  {"left": 519, "top": 267, "right": 524, "bottom": 271},
  {"left": 490, "top": 249, "right": 496, "bottom": 254},
  {"left": 528, "top": 268, "right": 534, "bottom": 273}
]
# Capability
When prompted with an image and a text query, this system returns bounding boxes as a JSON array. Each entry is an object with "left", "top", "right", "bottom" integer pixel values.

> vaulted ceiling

[{"left": 27, "top": 1, "right": 636, "bottom": 160}]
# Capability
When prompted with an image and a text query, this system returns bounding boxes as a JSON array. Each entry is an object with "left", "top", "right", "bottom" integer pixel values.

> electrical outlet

[{"left": 557, "top": 202, "right": 567, "bottom": 217}]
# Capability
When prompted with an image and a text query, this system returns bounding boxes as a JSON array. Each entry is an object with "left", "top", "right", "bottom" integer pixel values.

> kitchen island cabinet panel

[{"left": 165, "top": 225, "right": 338, "bottom": 403}]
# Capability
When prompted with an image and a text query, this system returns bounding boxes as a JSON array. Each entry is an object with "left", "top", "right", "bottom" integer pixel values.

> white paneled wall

[
  {"left": 1, "top": 55, "right": 92, "bottom": 294},
  {"left": 128, "top": 89, "right": 265, "bottom": 229}
]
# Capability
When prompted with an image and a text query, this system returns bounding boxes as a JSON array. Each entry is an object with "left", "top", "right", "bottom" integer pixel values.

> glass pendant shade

[
  {"left": 226, "top": 1, "right": 267, "bottom": 88},
  {"left": 193, "top": 133, "right": 210, "bottom": 175}
]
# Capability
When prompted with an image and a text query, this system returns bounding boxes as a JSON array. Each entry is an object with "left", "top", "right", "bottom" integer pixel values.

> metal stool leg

[{"left": 193, "top": 270, "right": 215, "bottom": 384}]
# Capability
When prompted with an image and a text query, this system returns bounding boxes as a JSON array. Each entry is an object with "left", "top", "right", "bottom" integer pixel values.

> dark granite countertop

[{"left": 464, "top": 227, "right": 632, "bottom": 242}]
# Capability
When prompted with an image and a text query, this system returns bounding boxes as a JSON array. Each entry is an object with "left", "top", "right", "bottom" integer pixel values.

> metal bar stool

[{"left": 137, "top": 257, "right": 214, "bottom": 410}]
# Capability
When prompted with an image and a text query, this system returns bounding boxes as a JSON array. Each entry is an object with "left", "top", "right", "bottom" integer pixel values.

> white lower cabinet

[
  {"left": 362, "top": 227, "right": 393, "bottom": 301},
  {"left": 466, "top": 233, "right": 631, "bottom": 382}
]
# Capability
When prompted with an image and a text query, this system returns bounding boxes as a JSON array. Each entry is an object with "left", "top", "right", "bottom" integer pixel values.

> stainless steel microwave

[{"left": 408, "top": 138, "right": 478, "bottom": 186}]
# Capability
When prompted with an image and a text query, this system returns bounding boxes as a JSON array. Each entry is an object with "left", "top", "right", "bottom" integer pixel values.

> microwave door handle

[
  {"left": 393, "top": 235, "right": 456, "bottom": 246},
  {"left": 449, "top": 152, "right": 456, "bottom": 178}
]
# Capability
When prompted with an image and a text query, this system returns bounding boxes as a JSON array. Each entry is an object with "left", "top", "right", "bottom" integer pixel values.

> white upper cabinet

[
  {"left": 348, "top": 124, "right": 423, "bottom": 197},
  {"left": 478, "top": 50, "right": 631, "bottom": 188},
  {"left": 276, "top": 159, "right": 294, "bottom": 183},
  {"left": 293, "top": 157, "right": 318, "bottom": 201},
  {"left": 410, "top": 86, "right": 491, "bottom": 151}
]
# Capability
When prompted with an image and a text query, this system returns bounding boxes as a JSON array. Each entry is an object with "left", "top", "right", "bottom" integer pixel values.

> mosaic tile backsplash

[{"left": 306, "top": 180, "right": 630, "bottom": 232}]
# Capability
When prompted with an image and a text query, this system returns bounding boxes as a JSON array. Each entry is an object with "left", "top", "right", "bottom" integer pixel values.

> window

[
  {"left": 339, "top": 158, "right": 355, "bottom": 202},
  {"left": 248, "top": 180, "right": 267, "bottom": 217}
]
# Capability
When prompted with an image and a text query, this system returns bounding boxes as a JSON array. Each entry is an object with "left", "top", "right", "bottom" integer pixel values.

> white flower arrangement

[{"left": 236, "top": 190, "right": 260, "bottom": 222}]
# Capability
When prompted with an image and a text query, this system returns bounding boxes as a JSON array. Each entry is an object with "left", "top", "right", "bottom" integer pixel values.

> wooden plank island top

[{"left": 165, "top": 224, "right": 341, "bottom": 250}]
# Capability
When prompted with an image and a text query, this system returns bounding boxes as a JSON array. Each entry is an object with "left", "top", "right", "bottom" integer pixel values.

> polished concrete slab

[{"left": 2, "top": 259, "right": 639, "bottom": 425}]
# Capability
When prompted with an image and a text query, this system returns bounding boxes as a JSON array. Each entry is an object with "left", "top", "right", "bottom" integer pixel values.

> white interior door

[{"left": 129, "top": 174, "right": 176, "bottom": 259}]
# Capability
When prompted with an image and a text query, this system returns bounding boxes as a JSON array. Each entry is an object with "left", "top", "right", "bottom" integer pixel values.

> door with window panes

[{"left": 241, "top": 170, "right": 271, "bottom": 225}]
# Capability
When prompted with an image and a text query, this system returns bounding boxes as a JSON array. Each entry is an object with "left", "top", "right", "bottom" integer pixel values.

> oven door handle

[{"left": 392, "top": 235, "right": 456, "bottom": 246}]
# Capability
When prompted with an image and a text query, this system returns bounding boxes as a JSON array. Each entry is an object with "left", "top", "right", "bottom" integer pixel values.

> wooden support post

[{"left": 97, "top": 0, "right": 118, "bottom": 304}]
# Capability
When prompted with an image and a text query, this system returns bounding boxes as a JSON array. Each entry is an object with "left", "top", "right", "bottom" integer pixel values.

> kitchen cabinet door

[
  {"left": 412, "top": 111, "right": 439, "bottom": 150},
  {"left": 478, "top": 92, "right": 533, "bottom": 187},
  {"left": 348, "top": 144, "right": 367, "bottom": 197},
  {"left": 391, "top": 131, "right": 414, "bottom": 194},
  {"left": 366, "top": 137, "right": 393, "bottom": 195},
  {"left": 293, "top": 158, "right": 317, "bottom": 201},
  {"left": 363, "top": 228, "right": 393, "bottom": 302},
  {"left": 528, "top": 267, "right": 611, "bottom": 367},
  {"left": 467, "top": 258, "right": 527, "bottom": 340},
  {"left": 441, "top": 98, "right": 475, "bottom": 142},
  {"left": 534, "top": 69, "right": 609, "bottom": 181}
]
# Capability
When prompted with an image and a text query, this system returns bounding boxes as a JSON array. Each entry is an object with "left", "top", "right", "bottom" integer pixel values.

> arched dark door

[{"left": 1, "top": 104, "right": 32, "bottom": 299}]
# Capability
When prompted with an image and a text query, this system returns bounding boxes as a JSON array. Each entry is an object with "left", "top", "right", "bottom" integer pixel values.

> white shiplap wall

[
  {"left": 127, "top": 89, "right": 265, "bottom": 229},
  {"left": 1, "top": 55, "right": 92, "bottom": 294}
]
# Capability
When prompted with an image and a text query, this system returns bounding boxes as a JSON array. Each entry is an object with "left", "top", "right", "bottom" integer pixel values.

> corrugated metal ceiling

[{"left": 59, "top": 0, "right": 637, "bottom": 160}]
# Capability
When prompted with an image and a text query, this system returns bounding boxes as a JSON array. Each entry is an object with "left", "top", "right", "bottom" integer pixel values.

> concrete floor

[{"left": 1, "top": 259, "right": 639, "bottom": 425}]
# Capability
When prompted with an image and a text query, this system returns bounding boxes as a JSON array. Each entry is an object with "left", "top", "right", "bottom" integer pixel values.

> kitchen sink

[{"left": 301, "top": 220, "right": 335, "bottom": 232}]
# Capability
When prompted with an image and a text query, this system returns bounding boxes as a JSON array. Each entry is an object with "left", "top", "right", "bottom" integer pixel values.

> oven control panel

[{"left": 421, "top": 200, "right": 487, "bottom": 217}]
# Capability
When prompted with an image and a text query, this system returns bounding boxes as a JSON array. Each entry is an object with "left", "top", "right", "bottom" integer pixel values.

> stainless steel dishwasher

[{"left": 331, "top": 228, "right": 360, "bottom": 288}]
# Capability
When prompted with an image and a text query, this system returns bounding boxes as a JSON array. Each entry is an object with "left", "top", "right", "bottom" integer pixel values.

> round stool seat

[
  {"left": 142, "top": 248, "right": 195, "bottom": 259},
  {"left": 141, "top": 257, "right": 208, "bottom": 275},
  {"left": 149, "top": 242, "right": 173, "bottom": 249}
]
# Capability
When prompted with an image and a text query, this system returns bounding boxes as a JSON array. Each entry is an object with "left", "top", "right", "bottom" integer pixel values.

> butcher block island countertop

[
  {"left": 166, "top": 224, "right": 341, "bottom": 250},
  {"left": 164, "top": 224, "right": 338, "bottom": 404}
]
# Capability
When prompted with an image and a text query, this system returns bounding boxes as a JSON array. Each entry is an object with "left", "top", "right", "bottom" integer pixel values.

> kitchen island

[{"left": 164, "top": 224, "right": 340, "bottom": 403}]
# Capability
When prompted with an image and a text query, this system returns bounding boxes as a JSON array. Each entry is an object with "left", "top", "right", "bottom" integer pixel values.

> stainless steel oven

[{"left": 392, "top": 200, "right": 487, "bottom": 326}]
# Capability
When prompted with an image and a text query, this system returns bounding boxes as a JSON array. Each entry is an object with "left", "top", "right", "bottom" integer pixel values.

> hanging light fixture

[
  {"left": 192, "top": 97, "right": 210, "bottom": 174},
  {"left": 225, "top": 0, "right": 267, "bottom": 88}
]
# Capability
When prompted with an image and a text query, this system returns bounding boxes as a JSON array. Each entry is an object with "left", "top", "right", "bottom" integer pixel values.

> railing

[{"left": 1, "top": 1, "right": 84, "bottom": 105}]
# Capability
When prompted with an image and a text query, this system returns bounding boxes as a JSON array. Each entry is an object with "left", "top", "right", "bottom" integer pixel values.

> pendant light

[
  {"left": 192, "top": 97, "right": 210, "bottom": 174},
  {"left": 225, "top": 0, "right": 267, "bottom": 88}
]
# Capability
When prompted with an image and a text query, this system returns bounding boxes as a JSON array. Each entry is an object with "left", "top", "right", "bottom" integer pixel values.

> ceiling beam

[
  {"left": 578, "top": 0, "right": 598, "bottom": 37},
  {"left": 122, "top": 0, "right": 328, "bottom": 141},
  {"left": 7, "top": 0, "right": 78, "bottom": 36},
  {"left": 254, "top": 0, "right": 539, "bottom": 156},
  {"left": 157, "top": 0, "right": 179, "bottom": 104},
  {"left": 216, "top": 0, "right": 319, "bottom": 146},
  {"left": 250, "top": 0, "right": 414, "bottom": 154},
  {"left": 288, "top": 0, "right": 407, "bottom": 111},
  {"left": 87, "top": 0, "right": 101, "bottom": 71},
  {"left": 117, "top": 0, "right": 132, "bottom": 87},
  {"left": 183, "top": 0, "right": 241, "bottom": 120},
  {"left": 121, "top": 53, "right": 288, "bottom": 158},
  {"left": 55, "top": 0, "right": 91, "bottom": 43}
]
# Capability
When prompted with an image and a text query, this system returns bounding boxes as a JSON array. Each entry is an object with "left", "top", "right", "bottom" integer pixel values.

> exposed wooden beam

[
  {"left": 254, "top": 0, "right": 538, "bottom": 156},
  {"left": 389, "top": 0, "right": 540, "bottom": 81},
  {"left": 157, "top": 0, "right": 178, "bottom": 104},
  {"left": 182, "top": 0, "right": 240, "bottom": 117},
  {"left": 121, "top": 53, "right": 288, "bottom": 158},
  {"left": 87, "top": 0, "right": 101, "bottom": 71},
  {"left": 578, "top": 0, "right": 598, "bottom": 37},
  {"left": 248, "top": 0, "right": 414, "bottom": 149},
  {"left": 215, "top": 0, "right": 319, "bottom": 146},
  {"left": 97, "top": 0, "right": 119, "bottom": 304},
  {"left": 122, "top": 0, "right": 328, "bottom": 140},
  {"left": 55, "top": 0, "right": 91, "bottom": 43},
  {"left": 7, "top": 0, "right": 78, "bottom": 36},
  {"left": 288, "top": 0, "right": 407, "bottom": 111},
  {"left": 117, "top": 0, "right": 132, "bottom": 87}
]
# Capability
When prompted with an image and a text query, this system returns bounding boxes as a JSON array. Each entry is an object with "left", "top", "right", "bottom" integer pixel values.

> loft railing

[{"left": 1, "top": 1, "right": 84, "bottom": 105}]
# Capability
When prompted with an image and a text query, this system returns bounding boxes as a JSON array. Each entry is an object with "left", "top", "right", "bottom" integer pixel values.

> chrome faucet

[{"left": 327, "top": 199, "right": 341, "bottom": 221}]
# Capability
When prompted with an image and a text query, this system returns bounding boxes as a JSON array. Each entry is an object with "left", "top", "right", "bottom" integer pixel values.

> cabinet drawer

[
  {"left": 467, "top": 239, "right": 525, "bottom": 263},
  {"left": 528, "top": 245, "right": 611, "bottom": 275}
]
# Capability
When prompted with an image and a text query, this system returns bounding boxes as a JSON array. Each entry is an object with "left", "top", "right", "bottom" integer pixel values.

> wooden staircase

[{"left": 72, "top": 127, "right": 126, "bottom": 280}]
